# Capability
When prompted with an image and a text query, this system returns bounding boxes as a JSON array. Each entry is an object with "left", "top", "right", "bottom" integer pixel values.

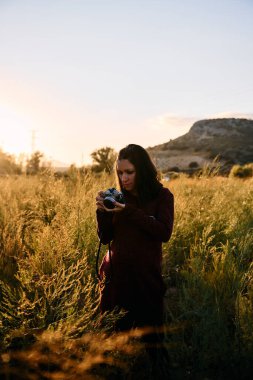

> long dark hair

[{"left": 117, "top": 144, "right": 162, "bottom": 204}]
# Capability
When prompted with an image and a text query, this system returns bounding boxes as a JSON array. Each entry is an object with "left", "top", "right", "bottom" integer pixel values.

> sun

[{"left": 0, "top": 105, "right": 32, "bottom": 157}]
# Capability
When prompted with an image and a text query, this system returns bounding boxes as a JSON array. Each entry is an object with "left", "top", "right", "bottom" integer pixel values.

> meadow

[{"left": 0, "top": 171, "right": 253, "bottom": 379}]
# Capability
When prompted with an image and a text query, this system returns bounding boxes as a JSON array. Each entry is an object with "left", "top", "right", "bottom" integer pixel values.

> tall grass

[
  {"left": 164, "top": 176, "right": 253, "bottom": 377},
  {"left": 0, "top": 173, "right": 253, "bottom": 378}
]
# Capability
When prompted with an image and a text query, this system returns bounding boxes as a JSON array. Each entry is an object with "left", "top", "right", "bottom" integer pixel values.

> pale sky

[{"left": 0, "top": 0, "right": 253, "bottom": 165}]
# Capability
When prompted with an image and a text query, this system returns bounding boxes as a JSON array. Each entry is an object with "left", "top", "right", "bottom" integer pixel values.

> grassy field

[{"left": 0, "top": 172, "right": 253, "bottom": 379}]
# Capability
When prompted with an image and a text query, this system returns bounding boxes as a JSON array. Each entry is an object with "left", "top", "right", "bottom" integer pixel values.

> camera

[{"left": 102, "top": 188, "right": 125, "bottom": 209}]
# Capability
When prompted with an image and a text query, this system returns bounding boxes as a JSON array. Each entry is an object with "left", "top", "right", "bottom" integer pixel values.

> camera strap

[
  {"left": 96, "top": 233, "right": 113, "bottom": 283},
  {"left": 96, "top": 237, "right": 103, "bottom": 281}
]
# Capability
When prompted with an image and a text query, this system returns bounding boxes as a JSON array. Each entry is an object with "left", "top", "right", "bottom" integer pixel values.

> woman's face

[{"left": 117, "top": 159, "right": 136, "bottom": 193}]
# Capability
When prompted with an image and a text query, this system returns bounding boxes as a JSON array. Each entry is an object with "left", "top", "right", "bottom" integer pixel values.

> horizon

[
  {"left": 1, "top": 114, "right": 253, "bottom": 168},
  {"left": 1, "top": 0, "right": 253, "bottom": 165}
]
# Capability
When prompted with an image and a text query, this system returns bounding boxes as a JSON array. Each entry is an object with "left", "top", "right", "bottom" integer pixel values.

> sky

[{"left": 0, "top": 0, "right": 253, "bottom": 166}]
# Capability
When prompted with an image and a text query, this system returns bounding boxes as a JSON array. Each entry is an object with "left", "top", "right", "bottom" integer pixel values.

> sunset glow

[
  {"left": 0, "top": 106, "right": 31, "bottom": 157},
  {"left": 0, "top": 1, "right": 252, "bottom": 165}
]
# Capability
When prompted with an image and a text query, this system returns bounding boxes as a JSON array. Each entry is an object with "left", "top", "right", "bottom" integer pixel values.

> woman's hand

[
  {"left": 96, "top": 191, "right": 106, "bottom": 211},
  {"left": 105, "top": 201, "right": 125, "bottom": 213}
]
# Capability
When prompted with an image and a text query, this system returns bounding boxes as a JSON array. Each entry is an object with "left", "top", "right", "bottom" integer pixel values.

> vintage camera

[{"left": 102, "top": 188, "right": 125, "bottom": 209}]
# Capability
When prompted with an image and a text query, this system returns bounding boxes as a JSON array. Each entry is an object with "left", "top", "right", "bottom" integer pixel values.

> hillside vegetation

[{"left": 0, "top": 173, "right": 253, "bottom": 379}]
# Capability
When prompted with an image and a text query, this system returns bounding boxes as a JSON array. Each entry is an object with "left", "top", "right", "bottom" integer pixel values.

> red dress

[{"left": 96, "top": 186, "right": 174, "bottom": 330}]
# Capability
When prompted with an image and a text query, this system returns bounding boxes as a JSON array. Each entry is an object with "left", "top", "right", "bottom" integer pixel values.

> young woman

[{"left": 96, "top": 144, "right": 174, "bottom": 331}]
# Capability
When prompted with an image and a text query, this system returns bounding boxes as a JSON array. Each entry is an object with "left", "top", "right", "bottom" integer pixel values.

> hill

[{"left": 148, "top": 118, "right": 253, "bottom": 173}]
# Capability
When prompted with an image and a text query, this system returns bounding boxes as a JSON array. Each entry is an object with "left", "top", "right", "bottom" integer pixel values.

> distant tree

[
  {"left": 26, "top": 151, "right": 44, "bottom": 175},
  {"left": 90, "top": 147, "right": 117, "bottom": 174},
  {"left": 0, "top": 149, "right": 22, "bottom": 175}
]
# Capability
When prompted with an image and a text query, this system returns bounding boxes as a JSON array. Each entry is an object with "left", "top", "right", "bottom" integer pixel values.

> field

[{"left": 0, "top": 172, "right": 253, "bottom": 379}]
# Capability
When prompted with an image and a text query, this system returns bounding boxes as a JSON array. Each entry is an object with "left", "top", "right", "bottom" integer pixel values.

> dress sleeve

[
  {"left": 96, "top": 210, "right": 114, "bottom": 244},
  {"left": 121, "top": 188, "right": 174, "bottom": 242}
]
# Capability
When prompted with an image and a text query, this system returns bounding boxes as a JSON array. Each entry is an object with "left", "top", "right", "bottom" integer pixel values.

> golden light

[{"left": 0, "top": 105, "right": 31, "bottom": 157}]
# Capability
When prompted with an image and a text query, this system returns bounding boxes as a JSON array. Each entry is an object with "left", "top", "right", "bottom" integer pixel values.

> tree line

[
  {"left": 1, "top": 147, "right": 252, "bottom": 178},
  {"left": 0, "top": 147, "right": 117, "bottom": 176}
]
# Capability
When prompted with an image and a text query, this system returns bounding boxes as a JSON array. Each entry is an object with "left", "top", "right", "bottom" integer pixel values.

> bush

[
  {"left": 229, "top": 163, "right": 253, "bottom": 178},
  {"left": 189, "top": 161, "right": 199, "bottom": 168},
  {"left": 0, "top": 150, "right": 22, "bottom": 175}
]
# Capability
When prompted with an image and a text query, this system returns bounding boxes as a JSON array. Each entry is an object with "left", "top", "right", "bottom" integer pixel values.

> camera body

[{"left": 102, "top": 188, "right": 125, "bottom": 209}]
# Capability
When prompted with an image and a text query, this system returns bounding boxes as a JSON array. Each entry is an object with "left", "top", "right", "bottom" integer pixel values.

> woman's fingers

[
  {"left": 96, "top": 198, "right": 105, "bottom": 211},
  {"left": 103, "top": 202, "right": 125, "bottom": 212},
  {"left": 96, "top": 191, "right": 106, "bottom": 211},
  {"left": 114, "top": 201, "right": 125, "bottom": 209}
]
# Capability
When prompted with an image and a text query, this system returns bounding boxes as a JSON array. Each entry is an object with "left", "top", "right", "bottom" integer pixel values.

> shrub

[
  {"left": 0, "top": 150, "right": 22, "bottom": 175},
  {"left": 229, "top": 163, "right": 253, "bottom": 178},
  {"left": 189, "top": 161, "right": 199, "bottom": 168}
]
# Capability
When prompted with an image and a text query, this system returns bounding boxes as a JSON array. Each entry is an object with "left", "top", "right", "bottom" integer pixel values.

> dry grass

[{"left": 0, "top": 173, "right": 253, "bottom": 378}]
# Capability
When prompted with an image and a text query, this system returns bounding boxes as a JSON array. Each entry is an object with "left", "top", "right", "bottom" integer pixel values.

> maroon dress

[{"left": 96, "top": 186, "right": 174, "bottom": 330}]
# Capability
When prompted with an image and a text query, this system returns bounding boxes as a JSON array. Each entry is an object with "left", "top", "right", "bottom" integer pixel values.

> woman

[{"left": 96, "top": 144, "right": 174, "bottom": 331}]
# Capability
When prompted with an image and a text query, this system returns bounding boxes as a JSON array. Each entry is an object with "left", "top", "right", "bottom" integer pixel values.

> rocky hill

[{"left": 148, "top": 118, "right": 253, "bottom": 173}]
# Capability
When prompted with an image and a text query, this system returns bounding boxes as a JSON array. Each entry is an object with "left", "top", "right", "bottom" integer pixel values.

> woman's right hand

[{"left": 96, "top": 191, "right": 106, "bottom": 211}]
